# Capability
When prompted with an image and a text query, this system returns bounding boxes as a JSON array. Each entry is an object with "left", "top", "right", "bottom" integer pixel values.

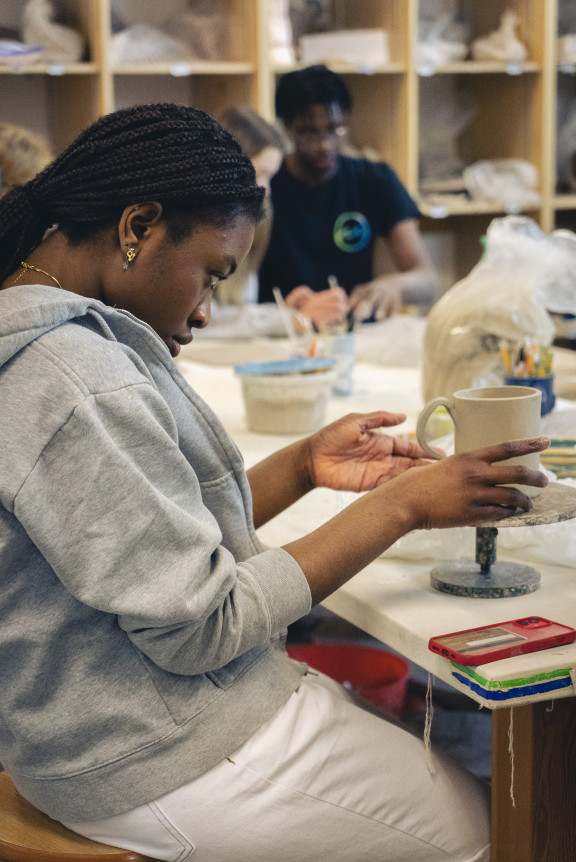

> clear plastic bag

[
  {"left": 417, "top": 12, "right": 470, "bottom": 67},
  {"left": 463, "top": 159, "right": 540, "bottom": 210},
  {"left": 421, "top": 216, "right": 576, "bottom": 402},
  {"left": 110, "top": 24, "right": 193, "bottom": 64}
]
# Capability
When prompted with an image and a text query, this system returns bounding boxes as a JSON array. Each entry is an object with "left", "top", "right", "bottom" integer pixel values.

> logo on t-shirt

[{"left": 333, "top": 212, "right": 372, "bottom": 253}]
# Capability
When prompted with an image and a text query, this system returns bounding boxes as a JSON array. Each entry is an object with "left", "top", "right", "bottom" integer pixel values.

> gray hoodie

[{"left": 0, "top": 284, "right": 311, "bottom": 821}]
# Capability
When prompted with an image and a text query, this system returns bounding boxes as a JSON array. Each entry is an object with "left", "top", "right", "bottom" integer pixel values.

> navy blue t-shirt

[{"left": 258, "top": 155, "right": 420, "bottom": 301}]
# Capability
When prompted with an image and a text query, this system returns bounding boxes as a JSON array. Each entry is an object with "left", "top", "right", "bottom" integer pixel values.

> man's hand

[
  {"left": 285, "top": 285, "right": 348, "bottom": 327},
  {"left": 348, "top": 276, "right": 403, "bottom": 321}
]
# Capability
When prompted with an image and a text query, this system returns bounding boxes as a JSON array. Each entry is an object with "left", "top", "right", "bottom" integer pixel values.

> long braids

[{"left": 0, "top": 103, "right": 265, "bottom": 283}]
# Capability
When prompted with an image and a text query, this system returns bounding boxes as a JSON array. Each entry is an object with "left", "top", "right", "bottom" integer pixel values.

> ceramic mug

[{"left": 416, "top": 385, "right": 543, "bottom": 497}]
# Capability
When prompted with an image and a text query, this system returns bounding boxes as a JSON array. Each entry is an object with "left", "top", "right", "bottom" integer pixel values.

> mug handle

[{"left": 416, "top": 397, "right": 453, "bottom": 460}]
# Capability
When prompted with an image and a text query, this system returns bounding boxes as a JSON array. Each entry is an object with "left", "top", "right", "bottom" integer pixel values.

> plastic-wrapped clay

[{"left": 421, "top": 216, "right": 576, "bottom": 402}]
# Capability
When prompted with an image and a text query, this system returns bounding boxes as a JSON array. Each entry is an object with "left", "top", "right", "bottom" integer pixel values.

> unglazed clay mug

[{"left": 416, "top": 386, "right": 543, "bottom": 497}]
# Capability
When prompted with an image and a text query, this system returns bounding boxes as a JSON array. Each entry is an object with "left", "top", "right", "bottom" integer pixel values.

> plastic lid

[{"left": 234, "top": 357, "right": 336, "bottom": 376}]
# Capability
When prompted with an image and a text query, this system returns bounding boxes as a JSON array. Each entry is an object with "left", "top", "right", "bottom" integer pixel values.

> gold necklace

[{"left": 13, "top": 260, "right": 63, "bottom": 290}]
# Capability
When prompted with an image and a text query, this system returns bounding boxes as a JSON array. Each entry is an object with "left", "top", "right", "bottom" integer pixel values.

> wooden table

[{"left": 176, "top": 341, "right": 576, "bottom": 862}]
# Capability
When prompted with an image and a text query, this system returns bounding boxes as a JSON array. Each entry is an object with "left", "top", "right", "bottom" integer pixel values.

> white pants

[{"left": 64, "top": 671, "right": 490, "bottom": 862}]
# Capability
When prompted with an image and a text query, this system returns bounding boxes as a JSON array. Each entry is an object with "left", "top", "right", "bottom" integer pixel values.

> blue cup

[{"left": 504, "top": 375, "right": 555, "bottom": 415}]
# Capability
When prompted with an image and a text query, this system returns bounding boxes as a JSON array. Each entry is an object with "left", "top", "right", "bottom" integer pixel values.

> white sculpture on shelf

[
  {"left": 471, "top": 9, "right": 527, "bottom": 63},
  {"left": 22, "top": 0, "right": 84, "bottom": 64}
]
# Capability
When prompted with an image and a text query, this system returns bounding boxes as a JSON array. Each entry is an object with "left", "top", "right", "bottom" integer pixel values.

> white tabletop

[{"left": 176, "top": 340, "right": 576, "bottom": 710}]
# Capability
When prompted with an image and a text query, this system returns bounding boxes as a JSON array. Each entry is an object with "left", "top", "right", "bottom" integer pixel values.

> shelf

[
  {"left": 553, "top": 195, "right": 576, "bottom": 211},
  {"left": 0, "top": 63, "right": 99, "bottom": 75},
  {"left": 419, "top": 197, "right": 540, "bottom": 219},
  {"left": 417, "top": 61, "right": 540, "bottom": 76},
  {"left": 111, "top": 62, "right": 255, "bottom": 76},
  {"left": 0, "top": 0, "right": 571, "bottom": 257},
  {"left": 272, "top": 62, "right": 406, "bottom": 76}
]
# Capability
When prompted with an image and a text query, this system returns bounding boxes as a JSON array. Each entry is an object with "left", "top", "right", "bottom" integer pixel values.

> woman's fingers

[
  {"left": 471, "top": 484, "right": 537, "bottom": 513},
  {"left": 491, "top": 464, "right": 548, "bottom": 494},
  {"left": 455, "top": 439, "right": 549, "bottom": 496},
  {"left": 404, "top": 439, "right": 551, "bottom": 530},
  {"left": 354, "top": 410, "right": 407, "bottom": 429},
  {"left": 474, "top": 437, "right": 550, "bottom": 462}
]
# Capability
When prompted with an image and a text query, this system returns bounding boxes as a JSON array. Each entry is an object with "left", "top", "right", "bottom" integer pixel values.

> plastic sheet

[
  {"left": 382, "top": 477, "right": 576, "bottom": 571},
  {"left": 332, "top": 472, "right": 576, "bottom": 570}
]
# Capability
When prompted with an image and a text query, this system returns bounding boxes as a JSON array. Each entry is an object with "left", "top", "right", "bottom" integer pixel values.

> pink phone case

[{"left": 428, "top": 616, "right": 576, "bottom": 666}]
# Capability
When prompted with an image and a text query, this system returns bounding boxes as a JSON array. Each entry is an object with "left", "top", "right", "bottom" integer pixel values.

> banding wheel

[{"left": 430, "top": 484, "right": 576, "bottom": 599}]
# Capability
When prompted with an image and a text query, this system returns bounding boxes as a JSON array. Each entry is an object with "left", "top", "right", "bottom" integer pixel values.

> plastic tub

[
  {"left": 287, "top": 643, "right": 410, "bottom": 717},
  {"left": 235, "top": 359, "right": 337, "bottom": 435}
]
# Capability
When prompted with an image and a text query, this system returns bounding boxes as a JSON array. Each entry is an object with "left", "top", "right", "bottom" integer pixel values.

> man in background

[{"left": 258, "top": 65, "right": 439, "bottom": 327}]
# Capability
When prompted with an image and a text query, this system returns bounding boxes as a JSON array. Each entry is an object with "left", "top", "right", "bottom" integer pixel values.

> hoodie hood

[{"left": 0, "top": 283, "right": 166, "bottom": 368}]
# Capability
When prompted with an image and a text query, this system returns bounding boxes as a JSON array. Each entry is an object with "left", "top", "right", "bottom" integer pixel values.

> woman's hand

[
  {"left": 284, "top": 436, "right": 550, "bottom": 603},
  {"left": 247, "top": 411, "right": 426, "bottom": 528},
  {"left": 304, "top": 411, "right": 430, "bottom": 492},
  {"left": 391, "top": 438, "right": 550, "bottom": 531}
]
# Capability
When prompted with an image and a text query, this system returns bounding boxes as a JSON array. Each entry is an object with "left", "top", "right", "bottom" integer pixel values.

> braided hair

[{"left": 0, "top": 103, "right": 265, "bottom": 283}]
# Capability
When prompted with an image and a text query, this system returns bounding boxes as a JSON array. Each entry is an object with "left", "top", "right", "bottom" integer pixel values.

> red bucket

[{"left": 287, "top": 643, "right": 409, "bottom": 717}]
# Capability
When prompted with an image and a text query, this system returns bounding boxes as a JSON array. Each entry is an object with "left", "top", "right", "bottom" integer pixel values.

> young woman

[{"left": 0, "top": 103, "right": 547, "bottom": 862}]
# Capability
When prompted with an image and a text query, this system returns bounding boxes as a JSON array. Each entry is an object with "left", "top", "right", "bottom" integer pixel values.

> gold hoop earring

[{"left": 123, "top": 247, "right": 136, "bottom": 271}]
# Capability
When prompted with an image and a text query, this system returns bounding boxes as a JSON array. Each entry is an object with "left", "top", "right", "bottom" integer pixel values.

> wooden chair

[{"left": 0, "top": 772, "right": 160, "bottom": 862}]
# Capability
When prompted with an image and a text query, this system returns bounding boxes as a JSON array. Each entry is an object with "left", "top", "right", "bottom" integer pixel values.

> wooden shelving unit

[{"left": 1, "top": 0, "right": 574, "bottom": 285}]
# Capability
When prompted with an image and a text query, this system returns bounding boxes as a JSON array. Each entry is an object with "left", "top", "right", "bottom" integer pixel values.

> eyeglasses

[{"left": 291, "top": 125, "right": 348, "bottom": 149}]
